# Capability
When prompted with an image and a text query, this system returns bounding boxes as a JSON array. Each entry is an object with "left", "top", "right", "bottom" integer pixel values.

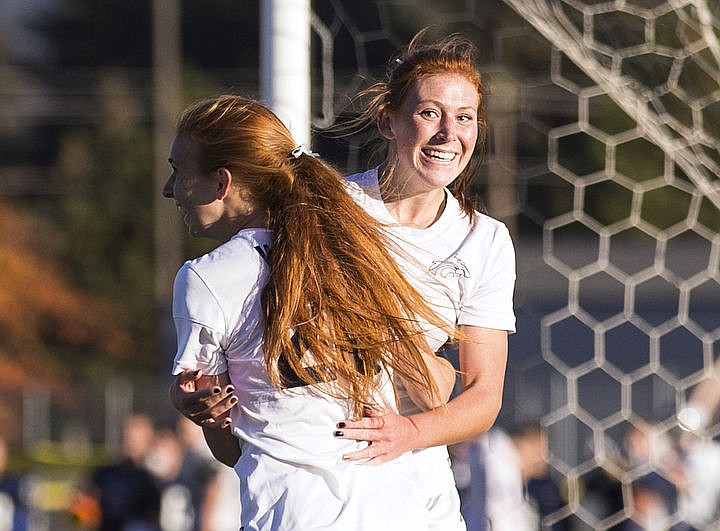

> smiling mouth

[{"left": 422, "top": 148, "right": 456, "bottom": 161}]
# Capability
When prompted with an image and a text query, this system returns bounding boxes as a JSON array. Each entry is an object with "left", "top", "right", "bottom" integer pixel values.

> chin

[{"left": 187, "top": 225, "right": 205, "bottom": 238}]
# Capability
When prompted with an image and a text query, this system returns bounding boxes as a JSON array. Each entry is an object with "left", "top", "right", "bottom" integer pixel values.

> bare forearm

[
  {"left": 337, "top": 327, "right": 508, "bottom": 464},
  {"left": 405, "top": 380, "right": 502, "bottom": 449},
  {"left": 414, "top": 326, "right": 509, "bottom": 446},
  {"left": 203, "top": 426, "right": 241, "bottom": 467}
]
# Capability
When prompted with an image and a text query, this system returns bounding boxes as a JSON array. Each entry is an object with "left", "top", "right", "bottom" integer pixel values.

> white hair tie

[{"left": 290, "top": 144, "right": 319, "bottom": 159}]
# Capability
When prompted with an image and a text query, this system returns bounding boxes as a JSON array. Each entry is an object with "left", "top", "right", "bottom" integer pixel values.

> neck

[
  {"left": 382, "top": 188, "right": 447, "bottom": 229},
  {"left": 377, "top": 165, "right": 447, "bottom": 229},
  {"left": 213, "top": 211, "right": 270, "bottom": 243}
]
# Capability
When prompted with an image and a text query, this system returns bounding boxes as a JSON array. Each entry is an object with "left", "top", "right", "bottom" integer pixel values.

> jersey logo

[{"left": 429, "top": 256, "right": 470, "bottom": 278}]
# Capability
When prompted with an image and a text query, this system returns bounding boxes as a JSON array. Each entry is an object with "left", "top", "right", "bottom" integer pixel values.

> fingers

[
  {"left": 182, "top": 386, "right": 236, "bottom": 417},
  {"left": 336, "top": 414, "right": 385, "bottom": 431},
  {"left": 175, "top": 368, "right": 202, "bottom": 389},
  {"left": 362, "top": 404, "right": 388, "bottom": 418},
  {"left": 170, "top": 370, "right": 238, "bottom": 428},
  {"left": 340, "top": 443, "right": 388, "bottom": 465},
  {"left": 335, "top": 428, "right": 376, "bottom": 442},
  {"left": 333, "top": 407, "right": 409, "bottom": 464},
  {"left": 199, "top": 414, "right": 234, "bottom": 431}
]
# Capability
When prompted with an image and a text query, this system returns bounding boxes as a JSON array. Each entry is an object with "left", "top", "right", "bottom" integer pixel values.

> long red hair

[
  {"left": 177, "top": 95, "right": 454, "bottom": 413},
  {"left": 338, "top": 28, "right": 489, "bottom": 216}
]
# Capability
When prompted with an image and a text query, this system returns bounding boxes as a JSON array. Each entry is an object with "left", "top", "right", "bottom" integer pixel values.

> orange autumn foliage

[{"left": 0, "top": 201, "right": 135, "bottom": 424}]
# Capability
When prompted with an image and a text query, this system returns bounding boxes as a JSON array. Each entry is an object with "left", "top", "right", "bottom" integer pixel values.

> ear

[
  {"left": 215, "top": 167, "right": 233, "bottom": 200},
  {"left": 377, "top": 109, "right": 396, "bottom": 140}
]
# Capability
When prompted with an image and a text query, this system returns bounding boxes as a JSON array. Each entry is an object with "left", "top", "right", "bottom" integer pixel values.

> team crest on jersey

[{"left": 429, "top": 256, "right": 470, "bottom": 278}]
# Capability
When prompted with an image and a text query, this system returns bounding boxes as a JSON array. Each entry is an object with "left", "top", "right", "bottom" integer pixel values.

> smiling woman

[
  {"left": 377, "top": 72, "right": 479, "bottom": 227},
  {"left": 331, "top": 29, "right": 516, "bottom": 528},
  {"left": 164, "top": 135, "right": 266, "bottom": 240}
]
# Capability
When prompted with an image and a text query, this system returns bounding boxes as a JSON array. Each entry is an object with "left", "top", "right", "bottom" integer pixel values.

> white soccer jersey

[
  {"left": 345, "top": 168, "right": 517, "bottom": 347},
  {"left": 346, "top": 167, "right": 517, "bottom": 530},
  {"left": 171, "top": 228, "right": 460, "bottom": 530}
]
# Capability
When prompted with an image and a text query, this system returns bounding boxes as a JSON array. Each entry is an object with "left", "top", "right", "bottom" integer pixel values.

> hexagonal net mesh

[{"left": 311, "top": 0, "right": 720, "bottom": 529}]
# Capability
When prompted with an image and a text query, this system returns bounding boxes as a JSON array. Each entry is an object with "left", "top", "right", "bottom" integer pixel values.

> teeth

[{"left": 423, "top": 149, "right": 455, "bottom": 161}]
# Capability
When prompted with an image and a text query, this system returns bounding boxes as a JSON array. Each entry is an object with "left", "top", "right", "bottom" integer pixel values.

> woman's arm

[
  {"left": 336, "top": 325, "right": 508, "bottom": 464},
  {"left": 397, "top": 350, "right": 457, "bottom": 410},
  {"left": 170, "top": 369, "right": 236, "bottom": 429},
  {"left": 170, "top": 370, "right": 241, "bottom": 466},
  {"left": 202, "top": 423, "right": 241, "bottom": 467}
]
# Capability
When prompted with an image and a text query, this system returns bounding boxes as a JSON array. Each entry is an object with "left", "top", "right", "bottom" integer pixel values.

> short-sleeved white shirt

[
  {"left": 345, "top": 168, "right": 517, "bottom": 346},
  {"left": 346, "top": 167, "right": 516, "bottom": 527},
  {"left": 170, "top": 168, "right": 515, "bottom": 530},
  {"left": 171, "top": 229, "right": 464, "bottom": 530}
]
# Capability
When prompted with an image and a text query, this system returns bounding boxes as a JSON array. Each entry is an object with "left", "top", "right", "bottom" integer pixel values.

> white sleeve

[
  {"left": 170, "top": 263, "right": 228, "bottom": 375},
  {"left": 458, "top": 222, "right": 517, "bottom": 332}
]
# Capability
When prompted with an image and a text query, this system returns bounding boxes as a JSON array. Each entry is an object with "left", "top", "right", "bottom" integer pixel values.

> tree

[{"left": 0, "top": 201, "right": 134, "bottom": 442}]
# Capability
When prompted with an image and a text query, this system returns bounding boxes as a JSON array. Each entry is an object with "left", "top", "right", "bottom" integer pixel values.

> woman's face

[
  {"left": 163, "top": 134, "right": 228, "bottom": 240},
  {"left": 380, "top": 72, "right": 480, "bottom": 194}
]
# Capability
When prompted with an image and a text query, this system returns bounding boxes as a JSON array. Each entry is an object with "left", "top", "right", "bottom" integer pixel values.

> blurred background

[{"left": 0, "top": 0, "right": 718, "bottom": 529}]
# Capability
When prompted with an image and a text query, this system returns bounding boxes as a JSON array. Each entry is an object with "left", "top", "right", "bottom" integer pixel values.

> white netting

[{"left": 312, "top": 0, "right": 720, "bottom": 528}]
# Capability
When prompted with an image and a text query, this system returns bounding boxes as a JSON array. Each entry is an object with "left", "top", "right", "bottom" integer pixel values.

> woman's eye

[{"left": 420, "top": 109, "right": 439, "bottom": 118}]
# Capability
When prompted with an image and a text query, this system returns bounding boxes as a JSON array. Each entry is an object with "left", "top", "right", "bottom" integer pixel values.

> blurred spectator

[
  {"left": 146, "top": 427, "right": 190, "bottom": 531},
  {"left": 676, "top": 431, "right": 720, "bottom": 529},
  {"left": 0, "top": 436, "right": 29, "bottom": 531},
  {"left": 173, "top": 417, "right": 239, "bottom": 531},
  {"left": 74, "top": 413, "right": 161, "bottom": 531},
  {"left": 451, "top": 424, "right": 563, "bottom": 531},
  {"left": 512, "top": 425, "right": 566, "bottom": 530},
  {"left": 198, "top": 463, "right": 241, "bottom": 531},
  {"left": 146, "top": 418, "right": 218, "bottom": 531},
  {"left": 615, "top": 420, "right": 700, "bottom": 531}
]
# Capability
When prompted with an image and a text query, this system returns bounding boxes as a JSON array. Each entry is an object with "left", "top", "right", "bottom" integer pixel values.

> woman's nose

[
  {"left": 437, "top": 116, "right": 457, "bottom": 141},
  {"left": 162, "top": 177, "right": 175, "bottom": 198}
]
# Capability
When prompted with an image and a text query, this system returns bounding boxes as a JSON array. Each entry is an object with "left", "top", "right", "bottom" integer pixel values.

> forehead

[
  {"left": 169, "top": 134, "right": 202, "bottom": 166},
  {"left": 405, "top": 73, "right": 480, "bottom": 109}
]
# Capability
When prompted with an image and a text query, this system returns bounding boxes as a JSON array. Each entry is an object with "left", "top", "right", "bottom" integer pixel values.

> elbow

[
  {"left": 212, "top": 447, "right": 241, "bottom": 468},
  {"left": 476, "top": 397, "right": 503, "bottom": 434},
  {"left": 438, "top": 372, "right": 457, "bottom": 403},
  {"left": 407, "top": 379, "right": 454, "bottom": 411},
  {"left": 218, "top": 456, "right": 239, "bottom": 468}
]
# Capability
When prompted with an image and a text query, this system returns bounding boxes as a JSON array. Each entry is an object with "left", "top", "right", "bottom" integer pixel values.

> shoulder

[
  {"left": 191, "top": 229, "right": 270, "bottom": 270},
  {"left": 441, "top": 193, "right": 511, "bottom": 244},
  {"left": 176, "top": 229, "right": 272, "bottom": 292},
  {"left": 449, "top": 210, "right": 515, "bottom": 275},
  {"left": 473, "top": 211, "right": 511, "bottom": 234},
  {"left": 344, "top": 168, "right": 392, "bottom": 223},
  {"left": 343, "top": 168, "right": 381, "bottom": 199}
]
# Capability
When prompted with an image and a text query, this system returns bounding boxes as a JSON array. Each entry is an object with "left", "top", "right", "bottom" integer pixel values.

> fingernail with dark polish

[
  {"left": 336, "top": 422, "right": 346, "bottom": 429},
  {"left": 212, "top": 387, "right": 222, "bottom": 394},
  {"left": 226, "top": 386, "right": 235, "bottom": 394},
  {"left": 230, "top": 397, "right": 238, "bottom": 405},
  {"left": 334, "top": 430, "right": 344, "bottom": 437}
]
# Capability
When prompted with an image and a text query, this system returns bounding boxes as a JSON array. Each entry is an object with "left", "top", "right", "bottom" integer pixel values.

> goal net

[{"left": 311, "top": 0, "right": 720, "bottom": 529}]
